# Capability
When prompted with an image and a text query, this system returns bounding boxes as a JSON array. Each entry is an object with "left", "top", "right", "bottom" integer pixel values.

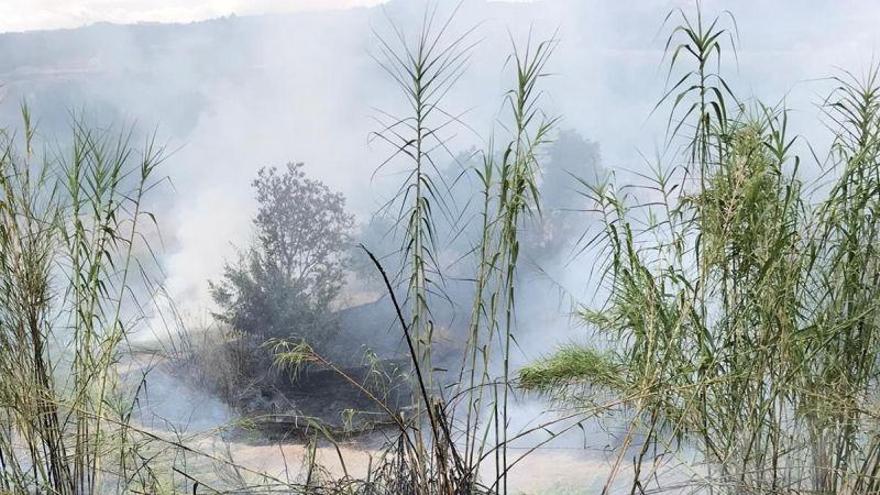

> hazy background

[{"left": 1, "top": 0, "right": 879, "bottom": 351}]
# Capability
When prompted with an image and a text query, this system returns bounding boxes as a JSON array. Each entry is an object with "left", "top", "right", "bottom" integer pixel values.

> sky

[{"left": 0, "top": 0, "right": 387, "bottom": 32}]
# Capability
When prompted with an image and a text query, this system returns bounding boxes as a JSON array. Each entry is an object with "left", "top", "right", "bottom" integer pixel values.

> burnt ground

[
  {"left": 237, "top": 361, "right": 412, "bottom": 442},
  {"left": 171, "top": 283, "right": 473, "bottom": 441}
]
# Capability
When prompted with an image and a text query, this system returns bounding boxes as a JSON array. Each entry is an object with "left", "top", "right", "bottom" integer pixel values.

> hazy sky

[{"left": 0, "top": 0, "right": 387, "bottom": 32}]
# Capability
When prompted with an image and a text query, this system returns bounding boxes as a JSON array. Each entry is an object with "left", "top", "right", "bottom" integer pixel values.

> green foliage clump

[
  {"left": 210, "top": 162, "right": 353, "bottom": 347},
  {"left": 518, "top": 346, "right": 624, "bottom": 392}
]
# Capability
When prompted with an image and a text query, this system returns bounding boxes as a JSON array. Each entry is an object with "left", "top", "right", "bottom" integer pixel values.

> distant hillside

[
  {"left": 0, "top": 10, "right": 374, "bottom": 137},
  {"left": 0, "top": 1, "right": 555, "bottom": 309}
]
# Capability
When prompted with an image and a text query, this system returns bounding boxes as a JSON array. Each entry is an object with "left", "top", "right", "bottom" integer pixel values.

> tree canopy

[{"left": 210, "top": 162, "right": 354, "bottom": 346}]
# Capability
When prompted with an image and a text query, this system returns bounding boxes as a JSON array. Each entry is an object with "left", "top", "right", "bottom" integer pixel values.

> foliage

[
  {"left": 352, "top": 131, "right": 602, "bottom": 291},
  {"left": 518, "top": 346, "right": 624, "bottom": 392},
  {"left": 342, "top": 6, "right": 563, "bottom": 493},
  {"left": 371, "top": 3, "right": 479, "bottom": 388},
  {"left": 0, "top": 109, "right": 169, "bottom": 493},
  {"left": 8, "top": 4, "right": 880, "bottom": 495},
  {"left": 540, "top": 129, "right": 602, "bottom": 212},
  {"left": 531, "top": 6, "right": 880, "bottom": 495},
  {"left": 210, "top": 162, "right": 353, "bottom": 346}
]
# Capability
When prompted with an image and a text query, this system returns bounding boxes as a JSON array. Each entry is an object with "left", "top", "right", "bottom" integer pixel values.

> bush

[{"left": 209, "top": 162, "right": 354, "bottom": 349}]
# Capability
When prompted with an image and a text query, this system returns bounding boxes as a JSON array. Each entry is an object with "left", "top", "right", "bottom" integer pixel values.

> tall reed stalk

[
  {"left": 371, "top": 3, "right": 479, "bottom": 488},
  {"left": 320, "top": 5, "right": 561, "bottom": 494}
]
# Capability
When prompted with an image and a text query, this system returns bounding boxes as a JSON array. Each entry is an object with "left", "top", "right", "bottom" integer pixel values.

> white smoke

[{"left": 2, "top": 0, "right": 880, "bottom": 459}]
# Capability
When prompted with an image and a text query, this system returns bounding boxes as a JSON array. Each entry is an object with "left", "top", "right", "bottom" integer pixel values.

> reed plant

[
  {"left": 268, "top": 4, "right": 562, "bottom": 494},
  {"left": 0, "top": 109, "right": 168, "bottom": 493},
  {"left": 520, "top": 5, "right": 880, "bottom": 495},
  {"left": 5, "top": 3, "right": 877, "bottom": 494}
]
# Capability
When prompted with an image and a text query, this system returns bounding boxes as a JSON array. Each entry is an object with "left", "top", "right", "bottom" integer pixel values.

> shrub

[{"left": 210, "top": 162, "right": 354, "bottom": 349}]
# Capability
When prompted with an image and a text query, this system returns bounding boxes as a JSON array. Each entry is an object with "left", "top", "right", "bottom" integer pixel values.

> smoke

[
  {"left": 2, "top": 0, "right": 878, "bottom": 310},
  {"left": 2, "top": 0, "right": 880, "bottom": 456}
]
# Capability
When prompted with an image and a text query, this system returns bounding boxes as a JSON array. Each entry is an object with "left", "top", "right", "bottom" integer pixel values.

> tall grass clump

[
  {"left": 0, "top": 109, "right": 168, "bottom": 493},
  {"left": 520, "top": 5, "right": 880, "bottom": 495}
]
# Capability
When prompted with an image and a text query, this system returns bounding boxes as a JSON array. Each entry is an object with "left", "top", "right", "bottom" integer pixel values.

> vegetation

[
  {"left": 519, "top": 6, "right": 880, "bottom": 494},
  {"left": 2, "top": 3, "right": 880, "bottom": 495},
  {"left": 178, "top": 162, "right": 357, "bottom": 416},
  {"left": 271, "top": 5, "right": 562, "bottom": 493},
  {"left": 210, "top": 162, "right": 353, "bottom": 347},
  {"left": 0, "top": 110, "right": 167, "bottom": 493},
  {"left": 352, "top": 130, "right": 601, "bottom": 293},
  {"left": 518, "top": 346, "right": 623, "bottom": 393}
]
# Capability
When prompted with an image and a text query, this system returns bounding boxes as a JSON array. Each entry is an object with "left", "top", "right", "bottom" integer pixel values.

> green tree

[{"left": 210, "top": 162, "right": 353, "bottom": 347}]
